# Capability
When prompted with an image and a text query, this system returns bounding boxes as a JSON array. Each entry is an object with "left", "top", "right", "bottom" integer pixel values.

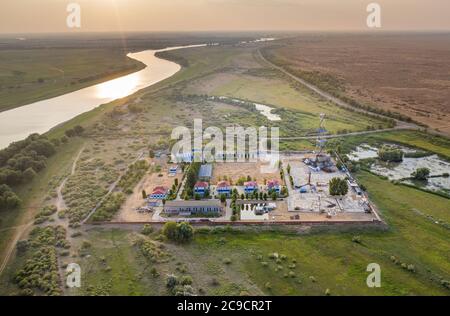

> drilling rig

[{"left": 315, "top": 113, "right": 327, "bottom": 162}]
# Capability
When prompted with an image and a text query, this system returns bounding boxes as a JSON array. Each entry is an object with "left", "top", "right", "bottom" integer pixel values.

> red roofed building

[
  {"left": 216, "top": 181, "right": 231, "bottom": 196},
  {"left": 267, "top": 179, "right": 281, "bottom": 194},
  {"left": 244, "top": 181, "right": 258, "bottom": 193},
  {"left": 150, "top": 186, "right": 169, "bottom": 199},
  {"left": 194, "top": 181, "right": 209, "bottom": 196}
]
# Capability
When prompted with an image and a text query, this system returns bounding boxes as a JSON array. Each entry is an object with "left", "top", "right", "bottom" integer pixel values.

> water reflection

[
  {"left": 96, "top": 73, "right": 140, "bottom": 99},
  {"left": 0, "top": 44, "right": 207, "bottom": 149}
]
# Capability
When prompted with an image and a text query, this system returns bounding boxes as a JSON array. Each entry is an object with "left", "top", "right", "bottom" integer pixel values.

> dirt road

[
  {"left": 257, "top": 49, "right": 420, "bottom": 131},
  {"left": 0, "top": 146, "right": 85, "bottom": 277}
]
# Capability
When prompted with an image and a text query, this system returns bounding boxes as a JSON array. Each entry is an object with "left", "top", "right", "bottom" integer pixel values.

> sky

[{"left": 1, "top": 0, "right": 449, "bottom": 33}]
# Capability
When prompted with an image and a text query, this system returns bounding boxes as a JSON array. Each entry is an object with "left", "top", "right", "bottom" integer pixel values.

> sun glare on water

[{"left": 96, "top": 74, "right": 140, "bottom": 99}]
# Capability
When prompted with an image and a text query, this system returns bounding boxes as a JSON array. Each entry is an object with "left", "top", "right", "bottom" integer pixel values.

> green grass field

[{"left": 0, "top": 48, "right": 144, "bottom": 112}]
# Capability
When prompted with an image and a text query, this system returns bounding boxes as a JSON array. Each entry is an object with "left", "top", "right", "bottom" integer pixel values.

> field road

[
  {"left": 0, "top": 222, "right": 33, "bottom": 276},
  {"left": 277, "top": 127, "right": 412, "bottom": 141},
  {"left": 257, "top": 49, "right": 420, "bottom": 131},
  {"left": 0, "top": 146, "right": 85, "bottom": 277}
]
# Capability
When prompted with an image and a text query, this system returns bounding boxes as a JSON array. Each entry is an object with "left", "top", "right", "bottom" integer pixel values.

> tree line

[{"left": 0, "top": 126, "right": 84, "bottom": 211}]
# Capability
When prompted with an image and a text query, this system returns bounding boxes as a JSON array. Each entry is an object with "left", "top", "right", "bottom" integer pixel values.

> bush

[
  {"left": 92, "top": 192, "right": 125, "bottom": 222},
  {"left": 166, "top": 274, "right": 178, "bottom": 289},
  {"left": 411, "top": 168, "right": 430, "bottom": 181},
  {"left": 141, "top": 224, "right": 154, "bottom": 236},
  {"left": 329, "top": 178, "right": 348, "bottom": 196},
  {"left": 180, "top": 275, "right": 193, "bottom": 286},
  {"left": 378, "top": 146, "right": 403, "bottom": 162},
  {"left": 223, "top": 258, "right": 232, "bottom": 265},
  {"left": 162, "top": 221, "right": 194, "bottom": 243},
  {"left": 0, "top": 184, "right": 21, "bottom": 210}
]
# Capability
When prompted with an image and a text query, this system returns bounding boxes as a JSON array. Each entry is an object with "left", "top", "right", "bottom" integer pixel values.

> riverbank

[
  {"left": 0, "top": 45, "right": 207, "bottom": 149},
  {"left": 0, "top": 48, "right": 146, "bottom": 113}
]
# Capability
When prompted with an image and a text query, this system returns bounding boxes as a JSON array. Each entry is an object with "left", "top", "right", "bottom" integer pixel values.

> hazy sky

[{"left": 1, "top": 0, "right": 449, "bottom": 33}]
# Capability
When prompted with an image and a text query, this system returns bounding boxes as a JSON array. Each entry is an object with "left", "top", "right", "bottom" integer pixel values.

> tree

[
  {"left": 22, "top": 168, "right": 36, "bottom": 181},
  {"left": 378, "top": 146, "right": 403, "bottom": 162},
  {"left": 141, "top": 224, "right": 153, "bottom": 236},
  {"left": 411, "top": 167, "right": 430, "bottom": 181},
  {"left": 271, "top": 191, "right": 278, "bottom": 201},
  {"left": 65, "top": 129, "right": 76, "bottom": 138},
  {"left": 149, "top": 150, "right": 155, "bottom": 158},
  {"left": 176, "top": 222, "right": 194, "bottom": 243},
  {"left": 142, "top": 189, "right": 147, "bottom": 199},
  {"left": 166, "top": 274, "right": 178, "bottom": 289},
  {"left": 287, "top": 164, "right": 291, "bottom": 174},
  {"left": 329, "top": 178, "right": 348, "bottom": 196},
  {"left": 162, "top": 221, "right": 194, "bottom": 243},
  {"left": 0, "top": 184, "right": 21, "bottom": 210},
  {"left": 162, "top": 222, "right": 178, "bottom": 241},
  {"left": 220, "top": 194, "right": 227, "bottom": 203},
  {"left": 73, "top": 125, "right": 85, "bottom": 135},
  {"left": 60, "top": 135, "right": 68, "bottom": 144},
  {"left": 26, "top": 139, "right": 56, "bottom": 157}
]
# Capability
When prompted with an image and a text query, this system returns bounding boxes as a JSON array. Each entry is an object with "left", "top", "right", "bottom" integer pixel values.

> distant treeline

[
  {"left": 0, "top": 125, "right": 84, "bottom": 210},
  {"left": 155, "top": 51, "right": 190, "bottom": 68}
]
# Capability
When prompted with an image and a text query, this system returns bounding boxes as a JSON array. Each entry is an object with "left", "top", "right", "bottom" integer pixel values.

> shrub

[
  {"left": 411, "top": 168, "right": 430, "bottom": 181},
  {"left": 0, "top": 184, "right": 21, "bottom": 210},
  {"left": 166, "top": 274, "right": 178, "bottom": 289},
  {"left": 378, "top": 146, "right": 403, "bottom": 162},
  {"left": 329, "top": 177, "right": 348, "bottom": 196},
  {"left": 180, "top": 275, "right": 193, "bottom": 286},
  {"left": 162, "top": 221, "right": 194, "bottom": 243},
  {"left": 223, "top": 258, "right": 232, "bottom": 265},
  {"left": 150, "top": 267, "right": 159, "bottom": 278},
  {"left": 210, "top": 278, "right": 220, "bottom": 286},
  {"left": 141, "top": 224, "right": 154, "bottom": 236}
]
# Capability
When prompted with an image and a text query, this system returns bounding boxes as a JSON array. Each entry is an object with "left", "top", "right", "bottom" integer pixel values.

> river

[{"left": 0, "top": 44, "right": 206, "bottom": 149}]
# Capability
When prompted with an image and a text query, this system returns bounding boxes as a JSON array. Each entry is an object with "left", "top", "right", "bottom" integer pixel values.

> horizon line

[{"left": 1, "top": 29, "right": 450, "bottom": 36}]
